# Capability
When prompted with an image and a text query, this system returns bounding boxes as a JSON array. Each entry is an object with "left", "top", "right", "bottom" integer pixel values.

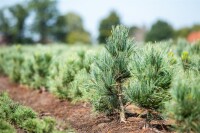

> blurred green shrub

[
  {"left": 165, "top": 72, "right": 200, "bottom": 132},
  {"left": 181, "top": 51, "right": 191, "bottom": 71},
  {"left": 0, "top": 120, "right": 16, "bottom": 133},
  {"left": 22, "top": 117, "right": 56, "bottom": 133},
  {"left": 0, "top": 92, "right": 67, "bottom": 133},
  {"left": 11, "top": 105, "right": 37, "bottom": 125},
  {"left": 66, "top": 31, "right": 91, "bottom": 44},
  {"left": 189, "top": 41, "right": 200, "bottom": 55},
  {"left": 31, "top": 52, "right": 52, "bottom": 89},
  {"left": 6, "top": 46, "right": 24, "bottom": 82},
  {"left": 176, "top": 38, "right": 190, "bottom": 56},
  {"left": 20, "top": 59, "right": 35, "bottom": 85}
]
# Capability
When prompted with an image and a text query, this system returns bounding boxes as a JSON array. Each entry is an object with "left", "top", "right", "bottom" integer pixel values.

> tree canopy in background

[
  {"left": 53, "top": 12, "right": 91, "bottom": 44},
  {"left": 0, "top": 3, "right": 29, "bottom": 44},
  {"left": 29, "top": 0, "right": 59, "bottom": 44},
  {"left": 52, "top": 12, "right": 91, "bottom": 44},
  {"left": 0, "top": 0, "right": 91, "bottom": 44},
  {"left": 9, "top": 4, "right": 29, "bottom": 43},
  {"left": 145, "top": 20, "right": 174, "bottom": 42},
  {"left": 175, "top": 24, "right": 200, "bottom": 39},
  {"left": 64, "top": 12, "right": 91, "bottom": 44},
  {"left": 98, "top": 11, "right": 121, "bottom": 44},
  {"left": 53, "top": 15, "right": 67, "bottom": 42},
  {"left": 0, "top": 8, "right": 13, "bottom": 43}
]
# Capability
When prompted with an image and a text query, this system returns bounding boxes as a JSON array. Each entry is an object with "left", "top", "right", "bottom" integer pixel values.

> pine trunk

[{"left": 117, "top": 82, "right": 126, "bottom": 122}]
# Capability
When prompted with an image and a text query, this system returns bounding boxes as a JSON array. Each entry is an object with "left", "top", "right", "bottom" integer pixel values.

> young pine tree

[
  {"left": 126, "top": 45, "right": 173, "bottom": 126},
  {"left": 89, "top": 25, "right": 135, "bottom": 122},
  {"left": 32, "top": 52, "right": 52, "bottom": 89},
  {"left": 165, "top": 72, "right": 200, "bottom": 132},
  {"left": 9, "top": 47, "right": 24, "bottom": 83}
]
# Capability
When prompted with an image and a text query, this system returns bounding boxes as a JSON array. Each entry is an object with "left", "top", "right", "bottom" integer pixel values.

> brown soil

[{"left": 0, "top": 76, "right": 174, "bottom": 133}]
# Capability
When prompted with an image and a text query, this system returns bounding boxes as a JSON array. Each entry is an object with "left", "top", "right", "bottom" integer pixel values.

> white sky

[{"left": 1, "top": 0, "right": 200, "bottom": 39}]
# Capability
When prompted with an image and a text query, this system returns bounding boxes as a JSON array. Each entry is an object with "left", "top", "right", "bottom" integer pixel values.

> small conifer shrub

[
  {"left": 32, "top": 52, "right": 52, "bottom": 89},
  {"left": 189, "top": 41, "right": 200, "bottom": 55},
  {"left": 126, "top": 45, "right": 173, "bottom": 125},
  {"left": 89, "top": 25, "right": 135, "bottom": 122},
  {"left": 0, "top": 120, "right": 16, "bottom": 133},
  {"left": 181, "top": 51, "right": 191, "bottom": 71},
  {"left": 9, "top": 47, "right": 24, "bottom": 82},
  {"left": 165, "top": 72, "right": 200, "bottom": 132}
]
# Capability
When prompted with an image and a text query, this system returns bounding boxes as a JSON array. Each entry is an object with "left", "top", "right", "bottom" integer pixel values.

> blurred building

[
  {"left": 129, "top": 26, "right": 146, "bottom": 42},
  {"left": 187, "top": 31, "right": 200, "bottom": 43}
]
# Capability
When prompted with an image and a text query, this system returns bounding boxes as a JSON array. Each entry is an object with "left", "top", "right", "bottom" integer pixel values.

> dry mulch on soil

[{"left": 0, "top": 76, "right": 173, "bottom": 133}]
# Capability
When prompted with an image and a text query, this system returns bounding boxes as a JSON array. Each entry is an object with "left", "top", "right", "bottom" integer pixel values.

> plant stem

[{"left": 117, "top": 82, "right": 126, "bottom": 122}]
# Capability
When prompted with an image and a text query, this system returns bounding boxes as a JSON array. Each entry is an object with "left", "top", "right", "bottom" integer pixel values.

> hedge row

[
  {"left": 0, "top": 92, "right": 75, "bottom": 133},
  {"left": 0, "top": 45, "right": 100, "bottom": 101}
]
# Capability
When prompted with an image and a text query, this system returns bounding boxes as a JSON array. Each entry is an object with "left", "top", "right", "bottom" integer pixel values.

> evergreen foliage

[
  {"left": 7, "top": 46, "right": 24, "bottom": 82},
  {"left": 179, "top": 41, "right": 200, "bottom": 73},
  {"left": 176, "top": 39, "right": 190, "bottom": 56},
  {"left": 126, "top": 45, "right": 173, "bottom": 112},
  {"left": 165, "top": 72, "right": 200, "bottom": 132},
  {"left": 0, "top": 45, "right": 98, "bottom": 98},
  {"left": 189, "top": 41, "right": 200, "bottom": 55},
  {"left": 31, "top": 52, "right": 52, "bottom": 89},
  {"left": 56, "top": 60, "right": 80, "bottom": 99},
  {"left": 1, "top": 42, "right": 200, "bottom": 132},
  {"left": 11, "top": 105, "right": 37, "bottom": 125},
  {"left": 0, "top": 92, "right": 70, "bottom": 133},
  {"left": 191, "top": 55, "right": 200, "bottom": 73},
  {"left": 181, "top": 51, "right": 191, "bottom": 71},
  {"left": 22, "top": 117, "right": 56, "bottom": 133},
  {"left": 89, "top": 25, "right": 135, "bottom": 122},
  {"left": 20, "top": 59, "right": 35, "bottom": 85},
  {"left": 0, "top": 120, "right": 16, "bottom": 133}
]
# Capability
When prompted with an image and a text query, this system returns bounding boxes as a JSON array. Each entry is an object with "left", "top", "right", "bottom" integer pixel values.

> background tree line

[
  {"left": 0, "top": 0, "right": 91, "bottom": 44},
  {"left": 0, "top": 0, "right": 200, "bottom": 44},
  {"left": 98, "top": 11, "right": 200, "bottom": 43}
]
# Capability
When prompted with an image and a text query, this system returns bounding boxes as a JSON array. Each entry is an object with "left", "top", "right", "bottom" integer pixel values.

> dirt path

[{"left": 0, "top": 76, "right": 171, "bottom": 133}]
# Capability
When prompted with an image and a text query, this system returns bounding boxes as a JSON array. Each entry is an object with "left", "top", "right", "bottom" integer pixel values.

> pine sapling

[
  {"left": 181, "top": 51, "right": 191, "bottom": 71},
  {"left": 89, "top": 25, "right": 135, "bottom": 122},
  {"left": 165, "top": 72, "right": 200, "bottom": 132},
  {"left": 126, "top": 45, "right": 173, "bottom": 127}
]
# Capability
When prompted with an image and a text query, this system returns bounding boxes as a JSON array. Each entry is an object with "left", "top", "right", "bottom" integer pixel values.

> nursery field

[{"left": 0, "top": 26, "right": 200, "bottom": 133}]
